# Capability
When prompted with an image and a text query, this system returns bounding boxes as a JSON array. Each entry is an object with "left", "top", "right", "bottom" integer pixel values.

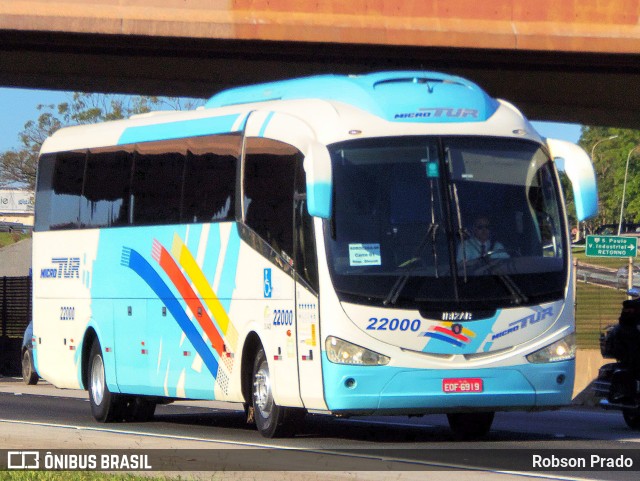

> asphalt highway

[{"left": 2, "top": 378, "right": 640, "bottom": 480}]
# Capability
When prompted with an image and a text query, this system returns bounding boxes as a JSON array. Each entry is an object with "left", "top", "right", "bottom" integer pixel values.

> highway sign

[{"left": 585, "top": 235, "right": 637, "bottom": 257}]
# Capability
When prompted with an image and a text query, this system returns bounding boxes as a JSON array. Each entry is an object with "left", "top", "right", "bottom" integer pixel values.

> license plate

[{"left": 442, "top": 378, "right": 483, "bottom": 393}]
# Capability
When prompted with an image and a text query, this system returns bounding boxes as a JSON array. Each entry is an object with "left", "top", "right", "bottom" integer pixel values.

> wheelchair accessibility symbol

[{"left": 263, "top": 268, "right": 272, "bottom": 298}]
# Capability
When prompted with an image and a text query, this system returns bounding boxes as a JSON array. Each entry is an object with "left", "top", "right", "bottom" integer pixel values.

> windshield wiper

[
  {"left": 451, "top": 183, "right": 468, "bottom": 282},
  {"left": 384, "top": 175, "right": 443, "bottom": 307},
  {"left": 477, "top": 255, "right": 528, "bottom": 305},
  {"left": 383, "top": 223, "right": 439, "bottom": 306}
]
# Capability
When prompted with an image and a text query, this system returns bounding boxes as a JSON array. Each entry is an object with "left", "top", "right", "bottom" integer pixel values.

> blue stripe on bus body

[
  {"left": 258, "top": 112, "right": 275, "bottom": 137},
  {"left": 121, "top": 247, "right": 220, "bottom": 378},
  {"left": 117, "top": 114, "right": 241, "bottom": 145},
  {"left": 217, "top": 224, "right": 241, "bottom": 312}
]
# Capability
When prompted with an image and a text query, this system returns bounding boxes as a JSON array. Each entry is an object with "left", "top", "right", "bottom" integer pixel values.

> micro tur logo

[{"left": 7, "top": 451, "right": 40, "bottom": 469}]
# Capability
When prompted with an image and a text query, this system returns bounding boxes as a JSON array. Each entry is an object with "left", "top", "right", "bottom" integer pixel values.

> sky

[
  {"left": 0, "top": 86, "right": 583, "bottom": 153},
  {"left": 0, "top": 87, "right": 70, "bottom": 152}
]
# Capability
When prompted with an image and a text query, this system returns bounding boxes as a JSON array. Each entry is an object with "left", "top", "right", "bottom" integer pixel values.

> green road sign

[{"left": 585, "top": 235, "right": 638, "bottom": 257}]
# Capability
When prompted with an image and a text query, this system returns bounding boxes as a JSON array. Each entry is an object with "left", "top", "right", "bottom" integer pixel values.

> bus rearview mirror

[
  {"left": 547, "top": 138, "right": 598, "bottom": 221},
  {"left": 304, "top": 143, "right": 332, "bottom": 219}
]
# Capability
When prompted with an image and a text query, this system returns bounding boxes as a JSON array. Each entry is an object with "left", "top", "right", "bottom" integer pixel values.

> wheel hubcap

[
  {"left": 90, "top": 355, "right": 105, "bottom": 406},
  {"left": 253, "top": 362, "right": 273, "bottom": 418},
  {"left": 22, "top": 352, "right": 30, "bottom": 376}
]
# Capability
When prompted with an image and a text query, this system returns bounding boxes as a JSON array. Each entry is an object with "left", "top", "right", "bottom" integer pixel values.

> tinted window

[
  {"left": 36, "top": 134, "right": 241, "bottom": 231},
  {"left": 244, "top": 138, "right": 301, "bottom": 259},
  {"left": 35, "top": 152, "right": 85, "bottom": 231},
  {"left": 293, "top": 158, "right": 318, "bottom": 292},
  {"left": 183, "top": 151, "right": 236, "bottom": 223},
  {"left": 80, "top": 150, "right": 131, "bottom": 228},
  {"left": 325, "top": 136, "right": 566, "bottom": 310},
  {"left": 131, "top": 152, "right": 183, "bottom": 225}
]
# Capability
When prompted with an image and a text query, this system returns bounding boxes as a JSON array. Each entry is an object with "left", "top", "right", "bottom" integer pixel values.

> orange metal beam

[{"left": 1, "top": 0, "right": 639, "bottom": 54}]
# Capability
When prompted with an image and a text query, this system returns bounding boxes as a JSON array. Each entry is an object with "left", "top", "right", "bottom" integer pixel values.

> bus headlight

[
  {"left": 325, "top": 336, "right": 390, "bottom": 366},
  {"left": 526, "top": 333, "right": 576, "bottom": 363}
]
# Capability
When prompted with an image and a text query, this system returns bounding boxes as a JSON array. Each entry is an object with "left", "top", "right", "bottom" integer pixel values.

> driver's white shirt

[{"left": 456, "top": 237, "right": 508, "bottom": 261}]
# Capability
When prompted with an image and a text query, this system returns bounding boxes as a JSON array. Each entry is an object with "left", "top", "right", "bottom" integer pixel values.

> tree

[
  {"left": 0, "top": 93, "right": 202, "bottom": 189},
  {"left": 578, "top": 126, "right": 640, "bottom": 230}
]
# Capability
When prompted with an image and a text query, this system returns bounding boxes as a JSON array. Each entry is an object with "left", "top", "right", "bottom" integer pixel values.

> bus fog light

[
  {"left": 526, "top": 333, "right": 576, "bottom": 364},
  {"left": 326, "top": 336, "right": 389, "bottom": 366}
]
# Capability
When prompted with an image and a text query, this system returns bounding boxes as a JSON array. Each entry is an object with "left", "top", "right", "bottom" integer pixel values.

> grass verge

[
  {"left": 0, "top": 232, "right": 30, "bottom": 248},
  {"left": 576, "top": 281, "right": 627, "bottom": 349}
]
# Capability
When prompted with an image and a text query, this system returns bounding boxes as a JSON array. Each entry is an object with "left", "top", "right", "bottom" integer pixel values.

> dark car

[{"left": 21, "top": 321, "right": 39, "bottom": 385}]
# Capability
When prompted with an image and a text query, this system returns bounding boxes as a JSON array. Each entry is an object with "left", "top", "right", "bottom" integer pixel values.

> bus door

[
  {"left": 293, "top": 162, "right": 324, "bottom": 410},
  {"left": 243, "top": 112, "right": 314, "bottom": 408}
]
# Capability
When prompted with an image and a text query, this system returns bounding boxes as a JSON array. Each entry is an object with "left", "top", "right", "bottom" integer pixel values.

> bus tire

[
  {"left": 88, "top": 340, "right": 123, "bottom": 423},
  {"left": 623, "top": 409, "right": 640, "bottom": 430},
  {"left": 21, "top": 350, "right": 38, "bottom": 385},
  {"left": 251, "top": 347, "right": 304, "bottom": 438},
  {"left": 128, "top": 397, "right": 156, "bottom": 422},
  {"left": 447, "top": 412, "right": 494, "bottom": 439}
]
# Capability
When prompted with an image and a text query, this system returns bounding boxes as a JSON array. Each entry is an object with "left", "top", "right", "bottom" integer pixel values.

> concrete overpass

[{"left": 1, "top": 1, "right": 640, "bottom": 127}]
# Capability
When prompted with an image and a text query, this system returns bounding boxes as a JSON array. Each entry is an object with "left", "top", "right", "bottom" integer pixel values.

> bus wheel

[
  {"left": 251, "top": 348, "right": 304, "bottom": 437},
  {"left": 623, "top": 409, "right": 640, "bottom": 430},
  {"left": 88, "top": 340, "right": 123, "bottom": 422},
  {"left": 131, "top": 397, "right": 156, "bottom": 422},
  {"left": 121, "top": 396, "right": 157, "bottom": 422},
  {"left": 21, "top": 350, "right": 38, "bottom": 385},
  {"left": 447, "top": 412, "right": 494, "bottom": 440}
]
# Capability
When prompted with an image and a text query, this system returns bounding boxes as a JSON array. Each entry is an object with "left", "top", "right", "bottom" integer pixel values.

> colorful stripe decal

[
  {"left": 423, "top": 332, "right": 464, "bottom": 347},
  {"left": 170, "top": 234, "right": 239, "bottom": 350},
  {"left": 423, "top": 322, "right": 476, "bottom": 348},
  {"left": 120, "top": 247, "right": 220, "bottom": 377},
  {"left": 442, "top": 322, "right": 476, "bottom": 338},
  {"left": 432, "top": 326, "right": 470, "bottom": 343},
  {"left": 151, "top": 240, "right": 225, "bottom": 358}
]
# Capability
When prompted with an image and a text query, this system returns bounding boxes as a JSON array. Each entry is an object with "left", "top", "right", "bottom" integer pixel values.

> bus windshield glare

[{"left": 324, "top": 136, "right": 566, "bottom": 311}]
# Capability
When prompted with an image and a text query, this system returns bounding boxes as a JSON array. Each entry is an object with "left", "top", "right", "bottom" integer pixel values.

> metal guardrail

[
  {"left": 0, "top": 276, "right": 31, "bottom": 338},
  {"left": 0, "top": 276, "right": 31, "bottom": 376}
]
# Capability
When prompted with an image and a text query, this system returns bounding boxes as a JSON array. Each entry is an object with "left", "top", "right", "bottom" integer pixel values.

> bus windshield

[{"left": 324, "top": 136, "right": 566, "bottom": 311}]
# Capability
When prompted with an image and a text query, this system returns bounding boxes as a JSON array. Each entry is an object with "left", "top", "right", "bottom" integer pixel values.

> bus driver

[{"left": 457, "top": 215, "right": 509, "bottom": 262}]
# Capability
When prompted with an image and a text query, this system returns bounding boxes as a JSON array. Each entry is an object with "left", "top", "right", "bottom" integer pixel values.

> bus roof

[
  {"left": 205, "top": 71, "right": 500, "bottom": 124},
  {"left": 39, "top": 71, "right": 540, "bottom": 155}
]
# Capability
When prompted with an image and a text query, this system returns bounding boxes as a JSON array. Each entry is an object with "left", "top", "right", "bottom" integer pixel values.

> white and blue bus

[{"left": 32, "top": 71, "right": 598, "bottom": 438}]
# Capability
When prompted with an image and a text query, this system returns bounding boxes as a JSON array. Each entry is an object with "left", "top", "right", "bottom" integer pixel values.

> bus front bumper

[{"left": 321, "top": 355, "right": 574, "bottom": 415}]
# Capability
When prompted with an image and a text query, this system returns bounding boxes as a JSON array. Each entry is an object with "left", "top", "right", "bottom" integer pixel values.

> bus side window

[
  {"left": 183, "top": 152, "right": 236, "bottom": 223},
  {"left": 182, "top": 134, "right": 241, "bottom": 223},
  {"left": 131, "top": 152, "right": 183, "bottom": 225},
  {"left": 243, "top": 138, "right": 301, "bottom": 261},
  {"left": 80, "top": 150, "right": 131, "bottom": 228},
  {"left": 35, "top": 151, "right": 85, "bottom": 231}
]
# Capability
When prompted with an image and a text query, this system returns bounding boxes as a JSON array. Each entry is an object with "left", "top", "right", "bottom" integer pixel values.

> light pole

[
  {"left": 583, "top": 135, "right": 618, "bottom": 240},
  {"left": 591, "top": 135, "right": 619, "bottom": 160},
  {"left": 618, "top": 145, "right": 640, "bottom": 235}
]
